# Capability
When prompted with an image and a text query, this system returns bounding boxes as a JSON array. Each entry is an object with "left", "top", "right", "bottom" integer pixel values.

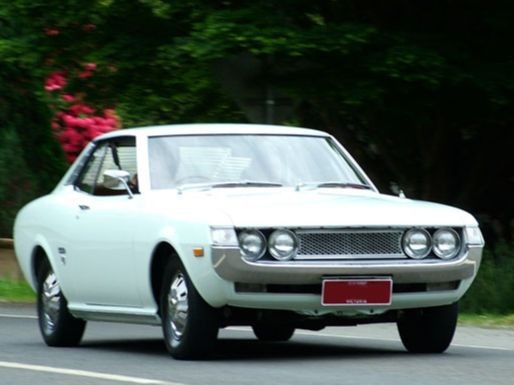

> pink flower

[
  {"left": 78, "top": 71, "right": 93, "bottom": 79},
  {"left": 103, "top": 108, "right": 115, "bottom": 117},
  {"left": 82, "top": 23, "right": 96, "bottom": 32},
  {"left": 44, "top": 28, "right": 59, "bottom": 36},
  {"left": 45, "top": 64, "right": 121, "bottom": 162},
  {"left": 83, "top": 63, "right": 97, "bottom": 71},
  {"left": 70, "top": 103, "right": 94, "bottom": 115},
  {"left": 44, "top": 71, "right": 67, "bottom": 91},
  {"left": 61, "top": 94, "right": 75, "bottom": 102}
]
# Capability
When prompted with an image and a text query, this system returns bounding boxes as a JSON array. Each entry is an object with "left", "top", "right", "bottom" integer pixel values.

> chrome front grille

[{"left": 295, "top": 229, "right": 405, "bottom": 260}]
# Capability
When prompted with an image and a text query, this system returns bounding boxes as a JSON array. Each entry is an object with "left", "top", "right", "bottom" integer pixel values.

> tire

[
  {"left": 37, "top": 260, "right": 86, "bottom": 347},
  {"left": 252, "top": 324, "right": 295, "bottom": 342},
  {"left": 160, "top": 259, "right": 219, "bottom": 360},
  {"left": 397, "top": 302, "right": 459, "bottom": 353}
]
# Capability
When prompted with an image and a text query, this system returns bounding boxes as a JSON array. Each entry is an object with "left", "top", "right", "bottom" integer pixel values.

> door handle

[{"left": 78, "top": 204, "right": 90, "bottom": 211}]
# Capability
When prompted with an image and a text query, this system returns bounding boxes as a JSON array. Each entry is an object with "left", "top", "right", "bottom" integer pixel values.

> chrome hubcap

[
  {"left": 41, "top": 271, "right": 61, "bottom": 334},
  {"left": 167, "top": 272, "right": 189, "bottom": 340}
]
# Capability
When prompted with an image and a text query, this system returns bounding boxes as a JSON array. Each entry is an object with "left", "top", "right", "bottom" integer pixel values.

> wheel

[
  {"left": 397, "top": 302, "right": 458, "bottom": 353},
  {"left": 160, "top": 259, "right": 219, "bottom": 359},
  {"left": 37, "top": 260, "right": 86, "bottom": 347},
  {"left": 252, "top": 324, "right": 295, "bottom": 342}
]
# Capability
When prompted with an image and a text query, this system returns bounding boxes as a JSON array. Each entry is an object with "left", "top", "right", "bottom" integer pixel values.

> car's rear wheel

[
  {"left": 160, "top": 259, "right": 219, "bottom": 359},
  {"left": 252, "top": 324, "right": 295, "bottom": 342},
  {"left": 397, "top": 302, "right": 458, "bottom": 353},
  {"left": 37, "top": 260, "right": 86, "bottom": 347}
]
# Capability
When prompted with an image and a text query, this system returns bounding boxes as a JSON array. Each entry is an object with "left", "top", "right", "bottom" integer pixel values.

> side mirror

[
  {"left": 103, "top": 169, "right": 134, "bottom": 198},
  {"left": 389, "top": 182, "right": 406, "bottom": 199}
]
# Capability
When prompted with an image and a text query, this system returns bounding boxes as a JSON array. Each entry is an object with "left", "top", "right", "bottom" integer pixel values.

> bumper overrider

[{"left": 212, "top": 246, "right": 482, "bottom": 286}]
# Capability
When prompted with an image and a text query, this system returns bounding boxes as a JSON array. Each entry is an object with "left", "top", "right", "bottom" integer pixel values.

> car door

[{"left": 64, "top": 137, "right": 143, "bottom": 307}]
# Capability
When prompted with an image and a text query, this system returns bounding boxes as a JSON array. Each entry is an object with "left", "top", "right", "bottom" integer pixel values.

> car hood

[{"left": 173, "top": 188, "right": 477, "bottom": 228}]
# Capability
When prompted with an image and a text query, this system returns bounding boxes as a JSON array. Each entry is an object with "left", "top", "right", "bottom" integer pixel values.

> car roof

[{"left": 94, "top": 123, "right": 330, "bottom": 141}]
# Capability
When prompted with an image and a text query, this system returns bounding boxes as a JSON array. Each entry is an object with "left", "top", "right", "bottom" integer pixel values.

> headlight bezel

[
  {"left": 268, "top": 229, "right": 299, "bottom": 261},
  {"left": 238, "top": 229, "right": 267, "bottom": 262},
  {"left": 432, "top": 228, "right": 461, "bottom": 260},
  {"left": 402, "top": 228, "right": 432, "bottom": 259}
]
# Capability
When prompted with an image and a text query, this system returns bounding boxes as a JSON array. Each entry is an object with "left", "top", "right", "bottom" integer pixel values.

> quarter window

[{"left": 75, "top": 137, "right": 137, "bottom": 195}]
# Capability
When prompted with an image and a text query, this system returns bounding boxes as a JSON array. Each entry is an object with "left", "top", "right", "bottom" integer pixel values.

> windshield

[{"left": 148, "top": 134, "right": 366, "bottom": 189}]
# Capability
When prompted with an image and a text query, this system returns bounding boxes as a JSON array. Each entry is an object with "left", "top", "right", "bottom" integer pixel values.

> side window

[
  {"left": 75, "top": 137, "right": 137, "bottom": 195},
  {"left": 75, "top": 144, "right": 107, "bottom": 194}
]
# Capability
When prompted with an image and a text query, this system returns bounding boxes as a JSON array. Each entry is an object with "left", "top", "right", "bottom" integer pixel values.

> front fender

[{"left": 138, "top": 223, "right": 231, "bottom": 309}]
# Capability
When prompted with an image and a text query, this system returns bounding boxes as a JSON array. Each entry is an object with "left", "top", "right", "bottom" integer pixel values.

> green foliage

[
  {"left": 459, "top": 313, "right": 514, "bottom": 328},
  {"left": 0, "top": 0, "right": 512, "bottom": 242},
  {"left": 0, "top": 61, "right": 66, "bottom": 237},
  {"left": 461, "top": 244, "right": 514, "bottom": 314},
  {"left": 0, "top": 129, "right": 36, "bottom": 237}
]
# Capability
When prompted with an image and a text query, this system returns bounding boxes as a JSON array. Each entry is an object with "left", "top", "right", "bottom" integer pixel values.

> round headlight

[
  {"left": 268, "top": 229, "right": 298, "bottom": 261},
  {"left": 402, "top": 228, "right": 432, "bottom": 259},
  {"left": 238, "top": 230, "right": 266, "bottom": 261},
  {"left": 433, "top": 228, "right": 460, "bottom": 259}
]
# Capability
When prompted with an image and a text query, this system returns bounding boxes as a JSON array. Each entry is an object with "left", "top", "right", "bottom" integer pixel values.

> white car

[{"left": 14, "top": 124, "right": 484, "bottom": 359}]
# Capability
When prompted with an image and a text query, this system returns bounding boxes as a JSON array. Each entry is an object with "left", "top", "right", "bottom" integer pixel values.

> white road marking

[
  {"left": 0, "top": 313, "right": 37, "bottom": 319},
  {"left": 226, "top": 326, "right": 514, "bottom": 352},
  {"left": 0, "top": 361, "right": 184, "bottom": 385},
  {"left": 451, "top": 343, "right": 513, "bottom": 351}
]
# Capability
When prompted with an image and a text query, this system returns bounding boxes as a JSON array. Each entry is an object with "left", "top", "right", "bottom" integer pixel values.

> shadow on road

[
  {"left": 211, "top": 338, "right": 406, "bottom": 361},
  {"left": 79, "top": 336, "right": 406, "bottom": 361}
]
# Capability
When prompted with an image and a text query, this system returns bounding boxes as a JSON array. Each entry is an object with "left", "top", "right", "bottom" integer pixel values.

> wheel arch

[
  {"left": 30, "top": 245, "right": 52, "bottom": 290},
  {"left": 150, "top": 241, "right": 180, "bottom": 313}
]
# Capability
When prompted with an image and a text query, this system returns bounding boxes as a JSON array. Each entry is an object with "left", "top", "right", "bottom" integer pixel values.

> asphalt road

[{"left": 1, "top": 304, "right": 514, "bottom": 385}]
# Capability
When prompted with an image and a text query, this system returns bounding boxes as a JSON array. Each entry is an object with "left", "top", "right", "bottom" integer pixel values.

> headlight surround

[
  {"left": 433, "top": 228, "right": 461, "bottom": 259},
  {"left": 464, "top": 226, "right": 484, "bottom": 246},
  {"left": 402, "top": 228, "right": 432, "bottom": 259},
  {"left": 238, "top": 230, "right": 266, "bottom": 261},
  {"left": 211, "top": 227, "right": 238, "bottom": 246},
  {"left": 268, "top": 229, "right": 298, "bottom": 261}
]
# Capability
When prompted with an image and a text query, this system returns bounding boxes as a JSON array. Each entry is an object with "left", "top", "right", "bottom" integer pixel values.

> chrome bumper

[{"left": 211, "top": 246, "right": 482, "bottom": 285}]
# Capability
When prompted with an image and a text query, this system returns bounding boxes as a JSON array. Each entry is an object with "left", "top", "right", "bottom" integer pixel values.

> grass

[
  {"left": 459, "top": 313, "right": 514, "bottom": 329},
  {"left": 0, "top": 278, "right": 35, "bottom": 303}
]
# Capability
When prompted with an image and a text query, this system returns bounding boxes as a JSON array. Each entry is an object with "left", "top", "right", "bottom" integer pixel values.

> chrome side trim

[{"left": 70, "top": 309, "right": 161, "bottom": 325}]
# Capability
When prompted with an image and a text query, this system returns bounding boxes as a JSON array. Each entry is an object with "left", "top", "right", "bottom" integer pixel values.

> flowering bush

[{"left": 44, "top": 65, "right": 120, "bottom": 163}]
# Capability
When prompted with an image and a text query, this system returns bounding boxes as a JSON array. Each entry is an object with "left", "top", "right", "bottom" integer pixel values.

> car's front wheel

[
  {"left": 37, "top": 260, "right": 86, "bottom": 347},
  {"left": 160, "top": 259, "right": 219, "bottom": 359},
  {"left": 397, "top": 302, "right": 458, "bottom": 353}
]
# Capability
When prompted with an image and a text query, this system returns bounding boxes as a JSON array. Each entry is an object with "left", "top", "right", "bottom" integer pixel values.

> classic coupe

[{"left": 14, "top": 124, "right": 484, "bottom": 359}]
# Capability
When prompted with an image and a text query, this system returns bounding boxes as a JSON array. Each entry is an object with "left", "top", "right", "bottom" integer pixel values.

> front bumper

[
  {"left": 209, "top": 245, "right": 482, "bottom": 312},
  {"left": 212, "top": 246, "right": 482, "bottom": 285}
]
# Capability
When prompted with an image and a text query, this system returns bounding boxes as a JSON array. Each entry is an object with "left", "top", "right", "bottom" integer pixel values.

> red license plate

[{"left": 322, "top": 278, "right": 392, "bottom": 306}]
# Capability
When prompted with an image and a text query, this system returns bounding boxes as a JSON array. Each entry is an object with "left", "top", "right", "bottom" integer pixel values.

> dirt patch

[{"left": 0, "top": 239, "right": 23, "bottom": 280}]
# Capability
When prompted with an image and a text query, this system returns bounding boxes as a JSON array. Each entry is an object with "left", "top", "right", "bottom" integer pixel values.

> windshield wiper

[
  {"left": 315, "top": 182, "right": 372, "bottom": 190},
  {"left": 295, "top": 181, "right": 372, "bottom": 191},
  {"left": 177, "top": 181, "right": 283, "bottom": 193},
  {"left": 210, "top": 181, "right": 283, "bottom": 188}
]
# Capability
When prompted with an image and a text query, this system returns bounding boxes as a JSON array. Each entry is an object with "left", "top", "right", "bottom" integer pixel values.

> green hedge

[
  {"left": 0, "top": 67, "right": 67, "bottom": 237},
  {"left": 461, "top": 243, "right": 514, "bottom": 314},
  {"left": 0, "top": 129, "right": 37, "bottom": 237}
]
